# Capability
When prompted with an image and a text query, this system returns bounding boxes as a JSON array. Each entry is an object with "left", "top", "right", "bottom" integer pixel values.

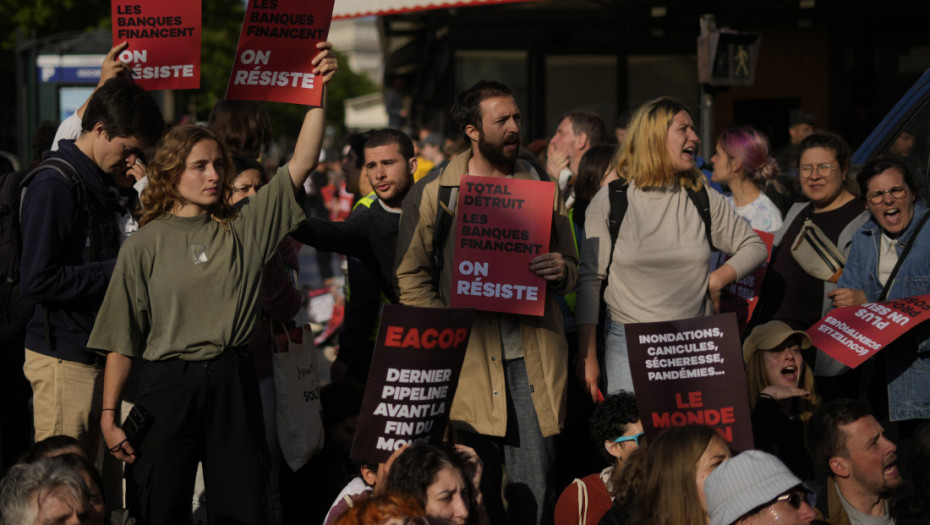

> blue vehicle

[{"left": 852, "top": 69, "right": 930, "bottom": 201}]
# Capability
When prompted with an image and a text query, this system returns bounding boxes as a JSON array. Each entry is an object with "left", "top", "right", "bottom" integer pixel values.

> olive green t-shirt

[{"left": 87, "top": 165, "right": 305, "bottom": 361}]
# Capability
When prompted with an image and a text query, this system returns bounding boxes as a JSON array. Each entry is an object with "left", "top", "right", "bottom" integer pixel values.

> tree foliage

[{"left": 0, "top": 0, "right": 110, "bottom": 50}]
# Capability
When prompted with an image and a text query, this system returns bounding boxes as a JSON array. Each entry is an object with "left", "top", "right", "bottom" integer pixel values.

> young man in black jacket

[
  {"left": 291, "top": 128, "right": 415, "bottom": 381},
  {"left": 20, "top": 77, "right": 163, "bottom": 466}
]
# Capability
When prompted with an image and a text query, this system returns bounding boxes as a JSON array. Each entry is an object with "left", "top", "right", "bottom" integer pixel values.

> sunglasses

[
  {"left": 613, "top": 431, "right": 645, "bottom": 446},
  {"left": 774, "top": 490, "right": 808, "bottom": 509},
  {"left": 741, "top": 489, "right": 813, "bottom": 520}
]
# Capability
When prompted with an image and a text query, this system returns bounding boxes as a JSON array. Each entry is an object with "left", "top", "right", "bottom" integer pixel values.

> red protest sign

[
  {"left": 626, "top": 313, "right": 753, "bottom": 451},
  {"left": 226, "top": 0, "right": 335, "bottom": 105},
  {"left": 111, "top": 0, "right": 201, "bottom": 90},
  {"left": 718, "top": 230, "right": 774, "bottom": 336},
  {"left": 351, "top": 305, "right": 475, "bottom": 465},
  {"left": 450, "top": 175, "right": 555, "bottom": 316},
  {"left": 807, "top": 294, "right": 930, "bottom": 369}
]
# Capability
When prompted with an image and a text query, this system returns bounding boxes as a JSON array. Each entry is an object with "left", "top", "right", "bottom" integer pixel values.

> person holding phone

[{"left": 86, "top": 43, "right": 337, "bottom": 525}]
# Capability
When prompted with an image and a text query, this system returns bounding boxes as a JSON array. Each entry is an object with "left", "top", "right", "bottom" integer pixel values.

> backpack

[
  {"left": 602, "top": 178, "right": 716, "bottom": 279},
  {"left": 589, "top": 179, "right": 715, "bottom": 337},
  {"left": 0, "top": 158, "right": 83, "bottom": 341}
]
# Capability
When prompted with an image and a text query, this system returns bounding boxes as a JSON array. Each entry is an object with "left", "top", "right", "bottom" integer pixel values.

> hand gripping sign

[
  {"left": 111, "top": 0, "right": 202, "bottom": 90},
  {"left": 450, "top": 175, "right": 555, "bottom": 316},
  {"left": 626, "top": 313, "right": 754, "bottom": 451},
  {"left": 807, "top": 293, "right": 930, "bottom": 369},
  {"left": 226, "top": 0, "right": 336, "bottom": 105},
  {"left": 351, "top": 305, "right": 475, "bottom": 464}
]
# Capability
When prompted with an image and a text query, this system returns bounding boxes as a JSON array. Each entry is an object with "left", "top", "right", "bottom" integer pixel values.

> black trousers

[{"left": 127, "top": 349, "right": 268, "bottom": 525}]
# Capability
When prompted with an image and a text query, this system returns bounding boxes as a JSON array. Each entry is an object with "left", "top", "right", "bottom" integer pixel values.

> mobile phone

[{"left": 121, "top": 404, "right": 154, "bottom": 449}]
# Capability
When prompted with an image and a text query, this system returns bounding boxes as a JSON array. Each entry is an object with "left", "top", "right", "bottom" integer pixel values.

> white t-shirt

[
  {"left": 51, "top": 112, "right": 82, "bottom": 151},
  {"left": 726, "top": 192, "right": 784, "bottom": 233}
]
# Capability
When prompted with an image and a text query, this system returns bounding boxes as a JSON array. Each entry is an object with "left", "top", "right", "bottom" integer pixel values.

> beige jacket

[{"left": 394, "top": 150, "right": 578, "bottom": 437}]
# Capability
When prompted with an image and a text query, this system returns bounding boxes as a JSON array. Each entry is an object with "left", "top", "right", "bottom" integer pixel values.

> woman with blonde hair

[
  {"left": 628, "top": 425, "right": 730, "bottom": 525},
  {"left": 87, "top": 43, "right": 337, "bottom": 525},
  {"left": 710, "top": 126, "right": 783, "bottom": 233},
  {"left": 576, "top": 97, "right": 766, "bottom": 399},
  {"left": 743, "top": 321, "right": 820, "bottom": 481}
]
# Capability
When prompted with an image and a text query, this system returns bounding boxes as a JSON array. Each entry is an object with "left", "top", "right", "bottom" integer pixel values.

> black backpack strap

[
  {"left": 20, "top": 157, "right": 85, "bottom": 223},
  {"left": 605, "top": 179, "right": 629, "bottom": 274},
  {"left": 686, "top": 184, "right": 716, "bottom": 252},
  {"left": 600, "top": 178, "right": 628, "bottom": 320},
  {"left": 431, "top": 164, "right": 456, "bottom": 288},
  {"left": 597, "top": 179, "right": 630, "bottom": 329},
  {"left": 604, "top": 180, "right": 716, "bottom": 273},
  {"left": 18, "top": 157, "right": 83, "bottom": 352}
]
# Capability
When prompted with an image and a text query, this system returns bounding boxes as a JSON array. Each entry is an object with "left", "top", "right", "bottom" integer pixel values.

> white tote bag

[{"left": 272, "top": 324, "right": 325, "bottom": 472}]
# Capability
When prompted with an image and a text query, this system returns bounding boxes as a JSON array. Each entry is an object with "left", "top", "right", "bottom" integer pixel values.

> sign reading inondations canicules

[
  {"left": 807, "top": 293, "right": 930, "bottom": 369},
  {"left": 450, "top": 175, "right": 555, "bottom": 317},
  {"left": 226, "top": 0, "right": 336, "bottom": 106},
  {"left": 110, "top": 0, "right": 202, "bottom": 90},
  {"left": 350, "top": 305, "right": 474, "bottom": 465},
  {"left": 625, "top": 313, "right": 754, "bottom": 451}
]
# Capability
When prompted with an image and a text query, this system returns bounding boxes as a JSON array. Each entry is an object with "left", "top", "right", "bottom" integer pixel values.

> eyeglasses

[
  {"left": 799, "top": 163, "right": 838, "bottom": 178},
  {"left": 867, "top": 185, "right": 909, "bottom": 204},
  {"left": 613, "top": 431, "right": 645, "bottom": 446}
]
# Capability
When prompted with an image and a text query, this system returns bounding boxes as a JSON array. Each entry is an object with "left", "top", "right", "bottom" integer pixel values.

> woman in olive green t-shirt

[{"left": 87, "top": 44, "right": 337, "bottom": 525}]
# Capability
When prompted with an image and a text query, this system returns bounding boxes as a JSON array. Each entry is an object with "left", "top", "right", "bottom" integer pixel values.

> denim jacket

[{"left": 838, "top": 200, "right": 930, "bottom": 420}]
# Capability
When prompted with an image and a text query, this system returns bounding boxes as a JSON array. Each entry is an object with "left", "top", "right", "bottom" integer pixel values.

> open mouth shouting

[
  {"left": 882, "top": 453, "right": 901, "bottom": 487},
  {"left": 780, "top": 365, "right": 799, "bottom": 386},
  {"left": 865, "top": 169, "right": 915, "bottom": 237},
  {"left": 666, "top": 110, "right": 701, "bottom": 172},
  {"left": 874, "top": 202, "right": 913, "bottom": 237},
  {"left": 503, "top": 135, "right": 520, "bottom": 154},
  {"left": 682, "top": 145, "right": 697, "bottom": 165}
]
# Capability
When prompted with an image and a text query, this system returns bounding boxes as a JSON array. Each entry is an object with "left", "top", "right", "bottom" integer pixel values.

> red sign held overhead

[
  {"left": 450, "top": 175, "right": 555, "bottom": 317},
  {"left": 226, "top": 0, "right": 336, "bottom": 106},
  {"left": 111, "top": 0, "right": 201, "bottom": 90},
  {"left": 807, "top": 293, "right": 930, "bottom": 369}
]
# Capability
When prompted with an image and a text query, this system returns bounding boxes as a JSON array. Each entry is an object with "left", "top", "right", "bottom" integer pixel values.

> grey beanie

[{"left": 705, "top": 450, "right": 803, "bottom": 525}]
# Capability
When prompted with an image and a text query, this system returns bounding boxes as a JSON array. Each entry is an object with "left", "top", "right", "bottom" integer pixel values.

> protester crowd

[{"left": 2, "top": 37, "right": 930, "bottom": 525}]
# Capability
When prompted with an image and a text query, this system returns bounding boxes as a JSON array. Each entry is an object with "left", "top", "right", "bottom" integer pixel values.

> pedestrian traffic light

[{"left": 698, "top": 29, "right": 762, "bottom": 87}]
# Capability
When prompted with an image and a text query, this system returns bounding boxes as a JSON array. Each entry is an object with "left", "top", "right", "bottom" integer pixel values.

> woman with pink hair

[{"left": 711, "top": 126, "right": 783, "bottom": 233}]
